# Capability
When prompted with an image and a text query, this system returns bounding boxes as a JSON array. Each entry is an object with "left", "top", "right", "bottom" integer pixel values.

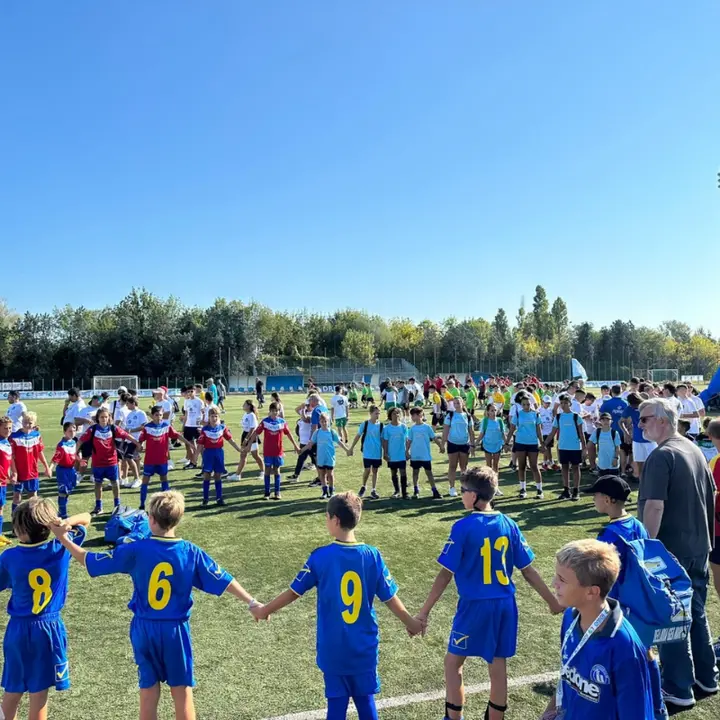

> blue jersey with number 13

[{"left": 290, "top": 541, "right": 398, "bottom": 676}]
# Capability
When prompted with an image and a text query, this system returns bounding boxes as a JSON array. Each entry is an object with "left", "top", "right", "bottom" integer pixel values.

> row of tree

[{"left": 0, "top": 287, "right": 718, "bottom": 382}]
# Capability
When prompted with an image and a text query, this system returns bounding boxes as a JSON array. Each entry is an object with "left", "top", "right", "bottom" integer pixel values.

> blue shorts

[
  {"left": 56, "top": 466, "right": 77, "bottom": 495},
  {"left": 201, "top": 448, "right": 226, "bottom": 475},
  {"left": 143, "top": 463, "right": 169, "bottom": 478},
  {"left": 448, "top": 596, "right": 518, "bottom": 662},
  {"left": 0, "top": 486, "right": 6, "bottom": 506},
  {"left": 92, "top": 465, "right": 119, "bottom": 484},
  {"left": 14, "top": 479, "right": 39, "bottom": 494},
  {"left": 130, "top": 617, "right": 195, "bottom": 689},
  {"left": 263, "top": 456, "right": 285, "bottom": 469},
  {"left": 2, "top": 615, "right": 70, "bottom": 694},
  {"left": 323, "top": 670, "right": 380, "bottom": 699}
]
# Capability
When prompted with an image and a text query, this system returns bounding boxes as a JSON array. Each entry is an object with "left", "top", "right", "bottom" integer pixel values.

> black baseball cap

[{"left": 582, "top": 475, "right": 631, "bottom": 501}]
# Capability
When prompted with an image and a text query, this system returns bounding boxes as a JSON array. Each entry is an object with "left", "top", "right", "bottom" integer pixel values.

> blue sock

[
  {"left": 264, "top": 474, "right": 271, "bottom": 495},
  {"left": 58, "top": 494, "right": 68, "bottom": 519},
  {"left": 352, "top": 695, "right": 378, "bottom": 720},
  {"left": 161, "top": 480, "right": 170, "bottom": 492},
  {"left": 327, "top": 697, "right": 350, "bottom": 720},
  {"left": 114, "top": 497, "right": 120, "bottom": 508},
  {"left": 202, "top": 480, "right": 210, "bottom": 502},
  {"left": 140, "top": 484, "right": 148, "bottom": 507},
  {"left": 214, "top": 480, "right": 223, "bottom": 501},
  {"left": 95, "top": 499, "right": 102, "bottom": 512},
  {"left": 274, "top": 474, "right": 281, "bottom": 495},
  {"left": 11, "top": 503, "right": 18, "bottom": 515}
]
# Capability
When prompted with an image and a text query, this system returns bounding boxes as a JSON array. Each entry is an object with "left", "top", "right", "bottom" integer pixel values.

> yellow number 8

[
  {"left": 29, "top": 569, "right": 53, "bottom": 614},
  {"left": 148, "top": 562, "right": 174, "bottom": 611},
  {"left": 340, "top": 570, "right": 362, "bottom": 624}
]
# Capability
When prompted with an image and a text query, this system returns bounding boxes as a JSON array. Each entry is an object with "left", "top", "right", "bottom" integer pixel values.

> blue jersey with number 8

[
  {"left": 0, "top": 526, "right": 87, "bottom": 618},
  {"left": 438, "top": 511, "right": 534, "bottom": 600},
  {"left": 86, "top": 537, "right": 233, "bottom": 620},
  {"left": 290, "top": 541, "right": 398, "bottom": 675}
]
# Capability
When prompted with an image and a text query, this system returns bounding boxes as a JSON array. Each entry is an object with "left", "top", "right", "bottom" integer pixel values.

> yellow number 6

[
  {"left": 29, "top": 569, "right": 53, "bottom": 614},
  {"left": 148, "top": 562, "right": 174, "bottom": 610},
  {"left": 340, "top": 571, "right": 362, "bottom": 624}
]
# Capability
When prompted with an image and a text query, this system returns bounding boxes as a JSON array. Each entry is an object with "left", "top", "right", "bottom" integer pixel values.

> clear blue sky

[{"left": 3, "top": 1, "right": 719, "bottom": 332}]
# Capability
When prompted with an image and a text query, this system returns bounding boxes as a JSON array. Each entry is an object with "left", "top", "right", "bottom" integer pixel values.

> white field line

[{"left": 261, "top": 670, "right": 559, "bottom": 720}]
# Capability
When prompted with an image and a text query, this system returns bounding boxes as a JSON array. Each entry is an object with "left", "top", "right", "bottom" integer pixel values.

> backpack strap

[
  {"left": 595, "top": 427, "right": 602, "bottom": 445},
  {"left": 573, "top": 412, "right": 583, "bottom": 441},
  {"left": 360, "top": 421, "right": 368, "bottom": 451}
]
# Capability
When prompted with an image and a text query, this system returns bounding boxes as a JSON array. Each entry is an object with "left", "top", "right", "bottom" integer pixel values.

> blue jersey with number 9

[
  {"left": 86, "top": 538, "right": 233, "bottom": 620},
  {"left": 290, "top": 541, "right": 398, "bottom": 675},
  {"left": 0, "top": 526, "right": 87, "bottom": 618},
  {"left": 438, "top": 511, "right": 534, "bottom": 600}
]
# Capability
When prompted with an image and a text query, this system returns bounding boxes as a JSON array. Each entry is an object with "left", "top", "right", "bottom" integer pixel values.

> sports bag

[{"left": 104, "top": 504, "right": 151, "bottom": 545}]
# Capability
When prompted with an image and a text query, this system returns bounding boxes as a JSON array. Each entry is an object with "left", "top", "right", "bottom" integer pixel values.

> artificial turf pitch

[{"left": 2, "top": 396, "right": 718, "bottom": 720}]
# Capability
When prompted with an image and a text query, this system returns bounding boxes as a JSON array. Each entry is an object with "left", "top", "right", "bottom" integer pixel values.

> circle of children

[{"left": 0, "top": 372, "right": 717, "bottom": 720}]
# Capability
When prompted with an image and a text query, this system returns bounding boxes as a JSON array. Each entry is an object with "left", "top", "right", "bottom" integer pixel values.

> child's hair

[
  {"left": 21, "top": 411, "right": 38, "bottom": 427},
  {"left": 272, "top": 392, "right": 280, "bottom": 402},
  {"left": 368, "top": 405, "right": 379, "bottom": 414},
  {"left": 100, "top": 391, "right": 110, "bottom": 400},
  {"left": 208, "top": 407, "right": 220, "bottom": 419},
  {"left": 13, "top": 497, "right": 57, "bottom": 543},
  {"left": 706, "top": 418, "right": 720, "bottom": 439},
  {"left": 555, "top": 539, "right": 620, "bottom": 598},
  {"left": 129, "top": 388, "right": 138, "bottom": 397},
  {"left": 62, "top": 421, "right": 75, "bottom": 432},
  {"left": 0, "top": 415, "right": 11, "bottom": 426},
  {"left": 244, "top": 399, "right": 257, "bottom": 415},
  {"left": 387, "top": 407, "right": 400, "bottom": 421},
  {"left": 461, "top": 466, "right": 498, "bottom": 502},
  {"left": 626, "top": 391, "right": 642, "bottom": 408},
  {"left": 147, "top": 490, "right": 184, "bottom": 530},
  {"left": 677, "top": 419, "right": 691, "bottom": 436},
  {"left": 126, "top": 396, "right": 137, "bottom": 405},
  {"left": 204, "top": 391, "right": 213, "bottom": 403},
  {"left": 485, "top": 403, "right": 496, "bottom": 412},
  {"left": 268, "top": 401, "right": 279, "bottom": 412},
  {"left": 409, "top": 407, "right": 423, "bottom": 418},
  {"left": 96, "top": 407, "right": 111, "bottom": 422},
  {"left": 150, "top": 405, "right": 164, "bottom": 416},
  {"left": 68, "top": 387, "right": 81, "bottom": 398},
  {"left": 327, "top": 491, "right": 362, "bottom": 530}
]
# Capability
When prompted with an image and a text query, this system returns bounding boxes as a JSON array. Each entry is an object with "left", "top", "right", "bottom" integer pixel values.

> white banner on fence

[
  {"left": 681, "top": 375, "right": 704, "bottom": 382},
  {"left": 0, "top": 382, "right": 32, "bottom": 391}
]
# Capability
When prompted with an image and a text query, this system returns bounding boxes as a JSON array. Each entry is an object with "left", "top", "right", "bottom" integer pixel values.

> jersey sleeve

[
  {"left": 374, "top": 551, "right": 398, "bottom": 602},
  {"left": 86, "top": 542, "right": 135, "bottom": 578},
  {"left": 168, "top": 425, "right": 181, "bottom": 440},
  {"left": 68, "top": 525, "right": 88, "bottom": 547},
  {"left": 613, "top": 432, "right": 622, "bottom": 447},
  {"left": 310, "top": 430, "right": 318, "bottom": 443},
  {"left": 437, "top": 520, "right": 464, "bottom": 574},
  {"left": 116, "top": 427, "right": 135, "bottom": 442},
  {"left": 552, "top": 416, "right": 559, "bottom": 430},
  {"left": 575, "top": 414, "right": 582, "bottom": 427},
  {"left": 197, "top": 430, "right": 207, "bottom": 446},
  {"left": 289, "top": 553, "right": 318, "bottom": 596},
  {"left": 614, "top": 650, "right": 655, "bottom": 720},
  {"left": 0, "top": 555, "right": 10, "bottom": 593},
  {"left": 192, "top": 546, "right": 233, "bottom": 595},
  {"left": 282, "top": 424, "right": 291, "bottom": 437},
  {"left": 78, "top": 428, "right": 92, "bottom": 444},
  {"left": 138, "top": 428, "right": 148, "bottom": 443},
  {"left": 331, "top": 430, "right": 339, "bottom": 443},
  {"left": 511, "top": 521, "right": 535, "bottom": 570},
  {"left": 222, "top": 427, "right": 233, "bottom": 441},
  {"left": 51, "top": 446, "right": 63, "bottom": 464},
  {"left": 254, "top": 423, "right": 265, "bottom": 437}
]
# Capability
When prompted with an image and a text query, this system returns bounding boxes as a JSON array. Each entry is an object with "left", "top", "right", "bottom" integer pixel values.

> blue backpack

[
  {"left": 613, "top": 537, "right": 692, "bottom": 647},
  {"left": 104, "top": 505, "right": 151, "bottom": 545}
]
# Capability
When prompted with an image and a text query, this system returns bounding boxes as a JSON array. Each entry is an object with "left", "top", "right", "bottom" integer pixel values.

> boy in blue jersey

[
  {"left": 406, "top": 407, "right": 443, "bottom": 499},
  {"left": 51, "top": 490, "right": 258, "bottom": 720},
  {"left": 382, "top": 407, "right": 410, "bottom": 499},
  {"left": 416, "top": 467, "right": 561, "bottom": 720},
  {"left": 541, "top": 539, "right": 659, "bottom": 720},
  {"left": 250, "top": 491, "right": 424, "bottom": 720},
  {"left": 302, "top": 412, "right": 350, "bottom": 499},
  {"left": 0, "top": 498, "right": 90, "bottom": 720},
  {"left": 347, "top": 406, "right": 383, "bottom": 500}
]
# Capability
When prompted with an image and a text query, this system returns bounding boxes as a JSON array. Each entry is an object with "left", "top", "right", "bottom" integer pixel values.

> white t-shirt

[
  {"left": 125, "top": 410, "right": 148, "bottom": 440},
  {"left": 580, "top": 401, "right": 599, "bottom": 434},
  {"left": 556, "top": 399, "right": 583, "bottom": 415},
  {"left": 666, "top": 396, "right": 683, "bottom": 420},
  {"left": 76, "top": 405, "right": 99, "bottom": 427},
  {"left": 330, "top": 394, "right": 348, "bottom": 419},
  {"left": 539, "top": 407, "right": 554, "bottom": 436},
  {"left": 383, "top": 389, "right": 398, "bottom": 404},
  {"left": 156, "top": 399, "right": 173, "bottom": 420},
  {"left": 298, "top": 419, "right": 313, "bottom": 445},
  {"left": 183, "top": 398, "right": 203, "bottom": 428},
  {"left": 112, "top": 401, "right": 128, "bottom": 425},
  {"left": 680, "top": 397, "right": 701, "bottom": 434},
  {"left": 63, "top": 399, "right": 85, "bottom": 426},
  {"left": 7, "top": 402, "right": 27, "bottom": 432},
  {"left": 241, "top": 412, "right": 258, "bottom": 434}
]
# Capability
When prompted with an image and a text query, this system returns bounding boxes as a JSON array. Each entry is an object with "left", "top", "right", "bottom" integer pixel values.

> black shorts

[
  {"left": 363, "top": 458, "right": 382, "bottom": 469},
  {"left": 620, "top": 441, "right": 633, "bottom": 454},
  {"left": 410, "top": 460, "right": 432, "bottom": 471},
  {"left": 317, "top": 465, "right": 334, "bottom": 471},
  {"left": 116, "top": 440, "right": 137, "bottom": 460},
  {"left": 710, "top": 543, "right": 720, "bottom": 566},
  {"left": 559, "top": 449, "right": 582, "bottom": 466},
  {"left": 447, "top": 442, "right": 470, "bottom": 455},
  {"left": 80, "top": 441, "right": 93, "bottom": 460},
  {"left": 542, "top": 434, "right": 554, "bottom": 448},
  {"left": 482, "top": 444, "right": 502, "bottom": 455},
  {"left": 431, "top": 412, "right": 444, "bottom": 426},
  {"left": 513, "top": 442, "right": 539, "bottom": 453},
  {"left": 400, "top": 403, "right": 410, "bottom": 411},
  {"left": 584, "top": 432, "right": 591, "bottom": 442},
  {"left": 387, "top": 460, "right": 407, "bottom": 471},
  {"left": 597, "top": 468, "right": 620, "bottom": 476},
  {"left": 183, "top": 427, "right": 200, "bottom": 441},
  {"left": 423, "top": 390, "right": 430, "bottom": 400},
  {"left": 241, "top": 431, "right": 260, "bottom": 446}
]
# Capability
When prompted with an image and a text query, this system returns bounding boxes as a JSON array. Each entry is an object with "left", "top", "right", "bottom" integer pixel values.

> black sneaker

[
  {"left": 370, "top": 490, "right": 380, "bottom": 500},
  {"left": 194, "top": 471, "right": 204, "bottom": 479},
  {"left": 321, "top": 488, "right": 328, "bottom": 499},
  {"left": 310, "top": 478, "right": 321, "bottom": 487},
  {"left": 216, "top": 499, "right": 226, "bottom": 506},
  {"left": 328, "top": 487, "right": 335, "bottom": 498},
  {"left": 185, "top": 463, "right": 197, "bottom": 470},
  {"left": 272, "top": 493, "right": 281, "bottom": 501},
  {"left": 519, "top": 489, "right": 527, "bottom": 500},
  {"left": 412, "top": 486, "right": 420, "bottom": 498},
  {"left": 402, "top": 493, "right": 409, "bottom": 500},
  {"left": 571, "top": 488, "right": 579, "bottom": 501},
  {"left": 263, "top": 494, "right": 271, "bottom": 501},
  {"left": 90, "top": 507, "right": 103, "bottom": 516},
  {"left": 288, "top": 474, "right": 299, "bottom": 480},
  {"left": 535, "top": 488, "right": 544, "bottom": 499},
  {"left": 432, "top": 490, "right": 443, "bottom": 499},
  {"left": 558, "top": 487, "right": 571, "bottom": 500},
  {"left": 201, "top": 498, "right": 209, "bottom": 507},
  {"left": 391, "top": 492, "right": 401, "bottom": 499},
  {"left": 358, "top": 485, "right": 366, "bottom": 498}
]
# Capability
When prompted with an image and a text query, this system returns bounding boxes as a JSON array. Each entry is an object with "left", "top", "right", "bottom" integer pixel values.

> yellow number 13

[
  {"left": 340, "top": 571, "right": 362, "bottom": 624},
  {"left": 480, "top": 537, "right": 510, "bottom": 585},
  {"left": 148, "top": 562, "right": 174, "bottom": 610}
]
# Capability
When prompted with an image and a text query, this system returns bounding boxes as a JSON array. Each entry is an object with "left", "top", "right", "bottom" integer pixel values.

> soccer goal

[
  {"left": 648, "top": 369, "right": 679, "bottom": 383},
  {"left": 92, "top": 375, "right": 140, "bottom": 393}
]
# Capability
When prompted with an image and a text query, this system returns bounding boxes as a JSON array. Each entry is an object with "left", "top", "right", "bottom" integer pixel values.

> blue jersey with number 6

[
  {"left": 0, "top": 526, "right": 87, "bottom": 618},
  {"left": 290, "top": 541, "right": 398, "bottom": 675},
  {"left": 438, "top": 511, "right": 534, "bottom": 600},
  {"left": 85, "top": 537, "right": 233, "bottom": 620}
]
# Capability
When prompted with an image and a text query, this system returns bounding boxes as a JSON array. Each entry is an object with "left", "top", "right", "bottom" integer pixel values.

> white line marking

[{"left": 261, "top": 671, "right": 558, "bottom": 720}]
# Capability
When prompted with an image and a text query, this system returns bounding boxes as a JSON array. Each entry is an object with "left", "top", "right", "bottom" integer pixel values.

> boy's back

[
  {"left": 86, "top": 537, "right": 232, "bottom": 619},
  {"left": 439, "top": 511, "right": 534, "bottom": 599},
  {"left": 290, "top": 541, "right": 397, "bottom": 676}
]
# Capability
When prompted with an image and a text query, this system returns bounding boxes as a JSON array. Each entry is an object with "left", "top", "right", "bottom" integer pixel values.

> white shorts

[{"left": 633, "top": 441, "right": 657, "bottom": 462}]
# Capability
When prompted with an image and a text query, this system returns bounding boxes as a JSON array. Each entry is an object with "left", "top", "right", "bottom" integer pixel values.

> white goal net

[
  {"left": 92, "top": 375, "right": 140, "bottom": 393},
  {"left": 648, "top": 369, "right": 679, "bottom": 383}
]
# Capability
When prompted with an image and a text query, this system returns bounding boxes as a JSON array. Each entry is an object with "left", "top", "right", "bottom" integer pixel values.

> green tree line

[{"left": 0, "top": 287, "right": 717, "bottom": 383}]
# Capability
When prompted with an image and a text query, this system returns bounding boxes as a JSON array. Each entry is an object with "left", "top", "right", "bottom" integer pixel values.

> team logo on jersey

[
  {"left": 211, "top": 563, "right": 225, "bottom": 577},
  {"left": 589, "top": 664, "right": 609, "bottom": 685},
  {"left": 562, "top": 665, "right": 602, "bottom": 702},
  {"left": 55, "top": 662, "right": 69, "bottom": 681},
  {"left": 294, "top": 564, "right": 311, "bottom": 583},
  {"left": 441, "top": 537, "right": 454, "bottom": 555},
  {"left": 450, "top": 631, "right": 469, "bottom": 650},
  {"left": 93, "top": 551, "right": 114, "bottom": 562}
]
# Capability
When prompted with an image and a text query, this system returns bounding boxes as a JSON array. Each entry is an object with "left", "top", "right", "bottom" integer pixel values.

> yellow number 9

[
  {"left": 340, "top": 571, "right": 362, "bottom": 624},
  {"left": 148, "top": 562, "right": 174, "bottom": 610},
  {"left": 29, "top": 569, "right": 53, "bottom": 614}
]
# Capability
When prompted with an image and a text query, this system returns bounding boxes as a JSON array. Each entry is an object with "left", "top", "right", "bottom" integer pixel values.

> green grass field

[{"left": 3, "top": 396, "right": 719, "bottom": 720}]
